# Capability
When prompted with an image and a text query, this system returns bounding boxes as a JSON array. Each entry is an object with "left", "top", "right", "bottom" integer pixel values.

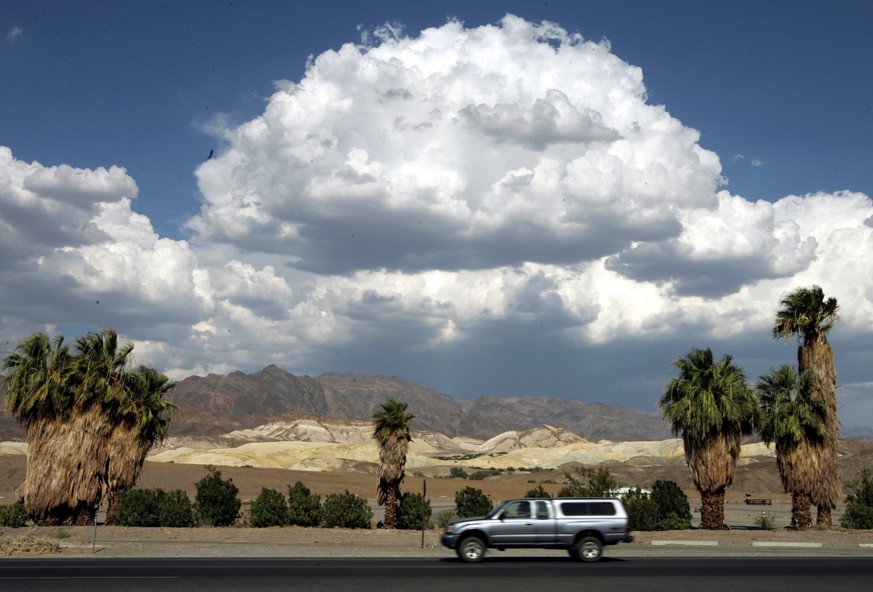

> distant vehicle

[{"left": 440, "top": 497, "right": 634, "bottom": 563}]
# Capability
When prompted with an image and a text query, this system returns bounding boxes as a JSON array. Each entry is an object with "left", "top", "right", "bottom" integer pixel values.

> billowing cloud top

[
  {"left": 190, "top": 16, "right": 723, "bottom": 276},
  {"left": 2, "top": 15, "right": 872, "bottom": 424}
]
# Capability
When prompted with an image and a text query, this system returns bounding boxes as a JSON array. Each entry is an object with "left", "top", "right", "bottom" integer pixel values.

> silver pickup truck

[{"left": 440, "top": 497, "right": 634, "bottom": 563}]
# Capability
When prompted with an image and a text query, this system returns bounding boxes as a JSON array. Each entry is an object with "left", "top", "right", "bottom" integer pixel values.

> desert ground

[
  {"left": 3, "top": 425, "right": 873, "bottom": 530},
  {"left": 0, "top": 450, "right": 847, "bottom": 529},
  {"left": 4, "top": 441, "right": 873, "bottom": 558}
]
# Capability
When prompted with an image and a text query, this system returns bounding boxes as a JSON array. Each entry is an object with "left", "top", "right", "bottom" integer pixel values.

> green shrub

[
  {"left": 287, "top": 481, "right": 321, "bottom": 527},
  {"left": 524, "top": 484, "right": 551, "bottom": 498},
  {"left": 320, "top": 491, "right": 372, "bottom": 529},
  {"left": 841, "top": 470, "right": 873, "bottom": 529},
  {"left": 0, "top": 499, "right": 28, "bottom": 527},
  {"left": 194, "top": 466, "right": 241, "bottom": 526},
  {"left": 250, "top": 488, "right": 288, "bottom": 527},
  {"left": 449, "top": 467, "right": 469, "bottom": 479},
  {"left": 651, "top": 480, "right": 692, "bottom": 528},
  {"left": 396, "top": 492, "right": 432, "bottom": 530},
  {"left": 437, "top": 511, "right": 457, "bottom": 528},
  {"left": 116, "top": 489, "right": 161, "bottom": 527},
  {"left": 469, "top": 468, "right": 500, "bottom": 480},
  {"left": 623, "top": 488, "right": 660, "bottom": 531},
  {"left": 454, "top": 486, "right": 492, "bottom": 518},
  {"left": 621, "top": 481, "right": 692, "bottom": 531},
  {"left": 158, "top": 489, "right": 194, "bottom": 527}
]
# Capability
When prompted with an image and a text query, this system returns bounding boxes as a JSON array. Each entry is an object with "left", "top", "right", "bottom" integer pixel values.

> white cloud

[{"left": 2, "top": 15, "right": 873, "bottom": 427}]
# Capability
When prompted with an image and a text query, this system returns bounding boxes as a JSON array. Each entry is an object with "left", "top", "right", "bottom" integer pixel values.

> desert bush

[
  {"left": 158, "top": 489, "right": 195, "bottom": 527},
  {"left": 0, "top": 499, "right": 28, "bottom": 527},
  {"left": 249, "top": 488, "right": 288, "bottom": 527},
  {"left": 449, "top": 467, "right": 469, "bottom": 479},
  {"left": 320, "top": 491, "right": 372, "bottom": 529},
  {"left": 116, "top": 489, "right": 161, "bottom": 527},
  {"left": 455, "top": 486, "right": 492, "bottom": 518},
  {"left": 469, "top": 468, "right": 500, "bottom": 480},
  {"left": 651, "top": 480, "right": 692, "bottom": 528},
  {"left": 437, "top": 511, "right": 457, "bottom": 528},
  {"left": 287, "top": 481, "right": 321, "bottom": 527},
  {"left": 622, "top": 488, "right": 660, "bottom": 531},
  {"left": 116, "top": 489, "right": 194, "bottom": 527},
  {"left": 841, "top": 470, "right": 873, "bottom": 529},
  {"left": 396, "top": 492, "right": 432, "bottom": 530},
  {"left": 621, "top": 481, "right": 692, "bottom": 531},
  {"left": 194, "top": 466, "right": 241, "bottom": 526},
  {"left": 524, "top": 484, "right": 551, "bottom": 498}
]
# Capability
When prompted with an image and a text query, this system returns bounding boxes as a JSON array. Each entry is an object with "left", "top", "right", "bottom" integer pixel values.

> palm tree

[
  {"left": 3, "top": 329, "right": 176, "bottom": 525},
  {"left": 757, "top": 365, "right": 830, "bottom": 529},
  {"left": 372, "top": 398, "right": 415, "bottom": 529},
  {"left": 73, "top": 329, "right": 134, "bottom": 407},
  {"left": 773, "top": 285, "right": 840, "bottom": 526},
  {"left": 104, "top": 364, "right": 176, "bottom": 522},
  {"left": 2, "top": 332, "right": 108, "bottom": 525},
  {"left": 659, "top": 347, "right": 758, "bottom": 529}
]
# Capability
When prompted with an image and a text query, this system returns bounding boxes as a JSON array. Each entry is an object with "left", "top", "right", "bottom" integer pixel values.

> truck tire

[
  {"left": 457, "top": 535, "right": 486, "bottom": 563},
  {"left": 572, "top": 536, "right": 603, "bottom": 563}
]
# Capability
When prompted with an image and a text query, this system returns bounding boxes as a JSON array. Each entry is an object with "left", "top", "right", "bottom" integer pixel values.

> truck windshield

[{"left": 485, "top": 501, "right": 510, "bottom": 519}]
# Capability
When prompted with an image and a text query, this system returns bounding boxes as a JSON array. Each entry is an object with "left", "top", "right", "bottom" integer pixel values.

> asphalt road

[{"left": 2, "top": 557, "right": 872, "bottom": 592}]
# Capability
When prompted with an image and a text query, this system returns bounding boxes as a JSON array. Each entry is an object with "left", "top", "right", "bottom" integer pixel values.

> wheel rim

[
  {"left": 580, "top": 541, "right": 600, "bottom": 559},
  {"left": 462, "top": 540, "right": 483, "bottom": 560}
]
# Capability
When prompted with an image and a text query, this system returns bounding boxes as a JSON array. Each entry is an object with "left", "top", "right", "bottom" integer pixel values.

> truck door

[
  {"left": 490, "top": 501, "right": 537, "bottom": 546},
  {"left": 532, "top": 500, "right": 556, "bottom": 542}
]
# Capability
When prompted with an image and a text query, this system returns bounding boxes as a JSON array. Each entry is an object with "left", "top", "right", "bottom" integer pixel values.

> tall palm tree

[
  {"left": 773, "top": 285, "right": 840, "bottom": 526},
  {"left": 757, "top": 365, "right": 830, "bottom": 529},
  {"left": 104, "top": 364, "right": 176, "bottom": 522},
  {"left": 372, "top": 398, "right": 414, "bottom": 529},
  {"left": 2, "top": 332, "right": 108, "bottom": 525},
  {"left": 3, "top": 329, "right": 176, "bottom": 525},
  {"left": 659, "top": 347, "right": 758, "bottom": 529}
]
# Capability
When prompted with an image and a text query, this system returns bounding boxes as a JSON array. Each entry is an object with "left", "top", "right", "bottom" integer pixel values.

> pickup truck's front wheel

[
  {"left": 572, "top": 536, "right": 603, "bottom": 563},
  {"left": 457, "top": 535, "right": 486, "bottom": 563}
]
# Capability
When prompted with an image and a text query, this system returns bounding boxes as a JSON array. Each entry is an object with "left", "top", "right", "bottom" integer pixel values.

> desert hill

[
  {"left": 1, "top": 366, "right": 669, "bottom": 443},
  {"left": 145, "top": 415, "right": 756, "bottom": 474},
  {"left": 167, "top": 366, "right": 672, "bottom": 441}
]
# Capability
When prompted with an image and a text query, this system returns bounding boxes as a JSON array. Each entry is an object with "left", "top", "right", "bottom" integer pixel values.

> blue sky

[{"left": 2, "top": 1, "right": 872, "bottom": 431}]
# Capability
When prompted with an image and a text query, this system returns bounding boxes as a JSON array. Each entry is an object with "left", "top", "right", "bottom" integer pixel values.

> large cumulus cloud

[
  {"left": 2, "top": 15, "right": 872, "bottom": 426},
  {"left": 189, "top": 15, "right": 722, "bottom": 276}
]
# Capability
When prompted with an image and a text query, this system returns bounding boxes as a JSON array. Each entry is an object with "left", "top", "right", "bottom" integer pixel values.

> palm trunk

[
  {"left": 382, "top": 482, "right": 400, "bottom": 528},
  {"left": 699, "top": 488, "right": 727, "bottom": 529},
  {"left": 816, "top": 505, "right": 833, "bottom": 527},
  {"left": 790, "top": 491, "right": 813, "bottom": 529},
  {"left": 23, "top": 405, "right": 111, "bottom": 525}
]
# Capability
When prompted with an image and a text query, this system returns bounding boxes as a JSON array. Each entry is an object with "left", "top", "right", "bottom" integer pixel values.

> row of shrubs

[
  {"left": 10, "top": 465, "right": 873, "bottom": 530},
  {"left": 113, "top": 466, "right": 433, "bottom": 529}
]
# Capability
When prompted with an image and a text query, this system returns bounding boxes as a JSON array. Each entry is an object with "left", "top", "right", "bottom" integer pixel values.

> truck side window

[
  {"left": 504, "top": 501, "right": 531, "bottom": 519},
  {"left": 534, "top": 501, "right": 550, "bottom": 520}
]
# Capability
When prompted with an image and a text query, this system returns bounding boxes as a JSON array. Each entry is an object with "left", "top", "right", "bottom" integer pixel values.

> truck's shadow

[{"left": 438, "top": 556, "right": 627, "bottom": 564}]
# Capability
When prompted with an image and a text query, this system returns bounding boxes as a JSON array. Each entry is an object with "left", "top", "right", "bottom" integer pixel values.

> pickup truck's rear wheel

[
  {"left": 572, "top": 536, "right": 603, "bottom": 563},
  {"left": 457, "top": 535, "right": 486, "bottom": 563}
]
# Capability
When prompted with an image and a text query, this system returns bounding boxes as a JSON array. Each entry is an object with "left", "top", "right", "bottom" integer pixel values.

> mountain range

[
  {"left": 167, "top": 365, "right": 672, "bottom": 441},
  {"left": 5, "top": 365, "right": 873, "bottom": 442}
]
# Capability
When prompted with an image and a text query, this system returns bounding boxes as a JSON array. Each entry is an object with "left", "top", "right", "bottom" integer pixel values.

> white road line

[
  {"left": 651, "top": 540, "right": 719, "bottom": 546},
  {"left": 750, "top": 542, "right": 822, "bottom": 548}
]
